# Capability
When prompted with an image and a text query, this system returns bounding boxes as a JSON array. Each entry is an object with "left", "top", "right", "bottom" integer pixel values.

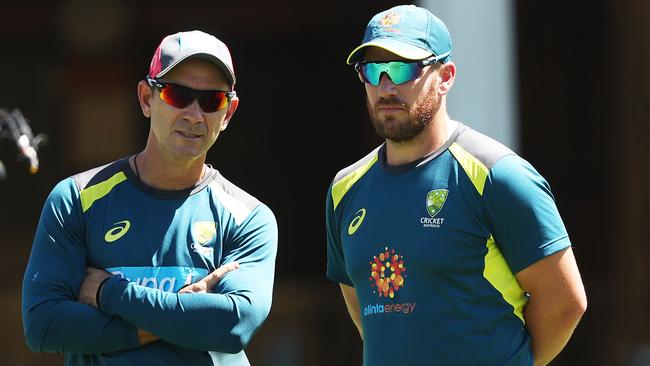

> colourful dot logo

[{"left": 369, "top": 247, "right": 407, "bottom": 298}]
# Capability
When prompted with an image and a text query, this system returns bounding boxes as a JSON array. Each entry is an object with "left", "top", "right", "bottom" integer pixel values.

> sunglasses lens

[
  {"left": 361, "top": 62, "right": 422, "bottom": 86},
  {"left": 360, "top": 64, "right": 381, "bottom": 86},
  {"left": 159, "top": 84, "right": 229, "bottom": 112},
  {"left": 159, "top": 84, "right": 194, "bottom": 109},
  {"left": 198, "top": 91, "right": 229, "bottom": 113}
]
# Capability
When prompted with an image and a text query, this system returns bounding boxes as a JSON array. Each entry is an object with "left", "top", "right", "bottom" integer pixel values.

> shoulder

[
  {"left": 68, "top": 158, "right": 131, "bottom": 213},
  {"left": 450, "top": 125, "right": 516, "bottom": 170},
  {"left": 208, "top": 170, "right": 274, "bottom": 225},
  {"left": 488, "top": 155, "right": 553, "bottom": 197},
  {"left": 448, "top": 126, "right": 517, "bottom": 195},
  {"left": 449, "top": 126, "right": 546, "bottom": 186},
  {"left": 46, "top": 158, "right": 127, "bottom": 203},
  {"left": 328, "top": 145, "right": 381, "bottom": 210},
  {"left": 39, "top": 159, "right": 127, "bottom": 221},
  {"left": 71, "top": 158, "right": 129, "bottom": 191},
  {"left": 331, "top": 145, "right": 382, "bottom": 186}
]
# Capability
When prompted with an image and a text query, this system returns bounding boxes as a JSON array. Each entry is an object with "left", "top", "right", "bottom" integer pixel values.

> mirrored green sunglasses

[{"left": 355, "top": 54, "right": 443, "bottom": 86}]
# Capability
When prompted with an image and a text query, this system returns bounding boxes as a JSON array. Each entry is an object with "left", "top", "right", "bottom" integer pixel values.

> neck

[
  {"left": 384, "top": 114, "right": 457, "bottom": 166},
  {"left": 132, "top": 149, "right": 206, "bottom": 190}
]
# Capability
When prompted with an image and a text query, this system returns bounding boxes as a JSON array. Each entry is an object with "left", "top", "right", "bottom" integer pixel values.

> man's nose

[
  {"left": 377, "top": 72, "right": 398, "bottom": 97},
  {"left": 182, "top": 100, "right": 205, "bottom": 123}
]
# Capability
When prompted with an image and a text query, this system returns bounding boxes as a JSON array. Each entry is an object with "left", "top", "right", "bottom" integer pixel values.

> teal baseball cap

[{"left": 346, "top": 5, "right": 452, "bottom": 64}]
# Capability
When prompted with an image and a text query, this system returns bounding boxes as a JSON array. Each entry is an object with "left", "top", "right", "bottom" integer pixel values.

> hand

[
  {"left": 179, "top": 262, "right": 239, "bottom": 294},
  {"left": 137, "top": 328, "right": 159, "bottom": 346},
  {"left": 78, "top": 267, "right": 112, "bottom": 308}
]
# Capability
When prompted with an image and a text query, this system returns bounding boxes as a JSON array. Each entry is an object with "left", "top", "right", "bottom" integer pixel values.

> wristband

[{"left": 96, "top": 276, "right": 112, "bottom": 311}]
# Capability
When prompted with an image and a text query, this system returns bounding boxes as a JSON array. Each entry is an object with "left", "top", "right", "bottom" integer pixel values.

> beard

[{"left": 367, "top": 85, "right": 440, "bottom": 143}]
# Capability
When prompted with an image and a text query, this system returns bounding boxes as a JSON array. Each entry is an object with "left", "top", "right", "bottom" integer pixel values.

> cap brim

[
  {"left": 346, "top": 38, "right": 433, "bottom": 64},
  {"left": 155, "top": 52, "right": 236, "bottom": 85}
]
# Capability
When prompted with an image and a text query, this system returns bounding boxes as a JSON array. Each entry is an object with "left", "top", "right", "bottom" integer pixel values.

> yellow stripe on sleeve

[
  {"left": 448, "top": 143, "right": 489, "bottom": 195},
  {"left": 331, "top": 154, "right": 378, "bottom": 210},
  {"left": 80, "top": 172, "right": 127, "bottom": 212},
  {"left": 483, "top": 235, "right": 527, "bottom": 323}
]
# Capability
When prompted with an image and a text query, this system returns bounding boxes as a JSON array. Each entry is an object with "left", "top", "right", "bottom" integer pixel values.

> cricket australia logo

[
  {"left": 421, "top": 189, "right": 448, "bottom": 228},
  {"left": 378, "top": 11, "right": 401, "bottom": 29},
  {"left": 190, "top": 221, "right": 217, "bottom": 257}
]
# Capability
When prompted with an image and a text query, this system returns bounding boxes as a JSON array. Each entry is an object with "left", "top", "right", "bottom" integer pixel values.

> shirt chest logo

[
  {"left": 190, "top": 221, "right": 217, "bottom": 257},
  {"left": 104, "top": 220, "right": 131, "bottom": 243},
  {"left": 426, "top": 189, "right": 448, "bottom": 217},
  {"left": 421, "top": 189, "right": 448, "bottom": 228},
  {"left": 348, "top": 208, "right": 367, "bottom": 235},
  {"left": 369, "top": 246, "right": 407, "bottom": 299},
  {"left": 363, "top": 246, "right": 416, "bottom": 317}
]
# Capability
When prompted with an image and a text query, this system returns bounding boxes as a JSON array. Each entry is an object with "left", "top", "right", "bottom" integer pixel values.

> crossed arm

[
  {"left": 23, "top": 226, "right": 275, "bottom": 355},
  {"left": 78, "top": 262, "right": 241, "bottom": 346},
  {"left": 22, "top": 183, "right": 277, "bottom": 355}
]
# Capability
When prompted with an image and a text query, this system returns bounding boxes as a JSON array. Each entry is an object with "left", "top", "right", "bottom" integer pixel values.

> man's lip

[
  {"left": 377, "top": 105, "right": 404, "bottom": 112},
  {"left": 176, "top": 131, "right": 202, "bottom": 138}
]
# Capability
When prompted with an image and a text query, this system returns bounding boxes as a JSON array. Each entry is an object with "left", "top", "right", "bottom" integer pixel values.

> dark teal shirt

[
  {"left": 326, "top": 124, "right": 570, "bottom": 366},
  {"left": 22, "top": 157, "right": 277, "bottom": 365}
]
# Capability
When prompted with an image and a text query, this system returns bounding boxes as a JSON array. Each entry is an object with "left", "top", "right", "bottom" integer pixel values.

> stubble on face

[{"left": 367, "top": 83, "right": 440, "bottom": 143}]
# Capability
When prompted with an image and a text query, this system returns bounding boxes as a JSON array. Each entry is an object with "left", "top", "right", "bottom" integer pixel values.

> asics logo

[
  {"left": 105, "top": 220, "right": 131, "bottom": 243},
  {"left": 348, "top": 208, "right": 366, "bottom": 235}
]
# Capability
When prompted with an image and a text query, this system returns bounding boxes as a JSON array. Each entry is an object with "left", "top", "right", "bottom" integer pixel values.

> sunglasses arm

[{"left": 145, "top": 76, "right": 165, "bottom": 89}]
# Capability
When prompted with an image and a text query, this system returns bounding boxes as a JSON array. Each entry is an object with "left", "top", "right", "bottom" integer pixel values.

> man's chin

[
  {"left": 373, "top": 124, "right": 425, "bottom": 143},
  {"left": 169, "top": 146, "right": 206, "bottom": 161}
]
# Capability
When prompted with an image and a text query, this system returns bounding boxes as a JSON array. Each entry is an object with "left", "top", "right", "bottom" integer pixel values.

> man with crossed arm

[{"left": 22, "top": 30, "right": 277, "bottom": 366}]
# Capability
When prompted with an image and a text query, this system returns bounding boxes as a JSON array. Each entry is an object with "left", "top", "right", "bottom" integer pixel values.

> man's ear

[
  {"left": 220, "top": 96, "right": 239, "bottom": 131},
  {"left": 137, "top": 81, "right": 154, "bottom": 118},
  {"left": 437, "top": 62, "right": 456, "bottom": 96}
]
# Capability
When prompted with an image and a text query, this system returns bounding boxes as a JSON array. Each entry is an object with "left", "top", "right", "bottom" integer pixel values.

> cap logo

[{"left": 379, "top": 11, "right": 401, "bottom": 28}]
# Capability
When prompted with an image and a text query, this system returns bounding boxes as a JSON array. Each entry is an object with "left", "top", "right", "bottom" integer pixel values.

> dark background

[{"left": 1, "top": 1, "right": 648, "bottom": 365}]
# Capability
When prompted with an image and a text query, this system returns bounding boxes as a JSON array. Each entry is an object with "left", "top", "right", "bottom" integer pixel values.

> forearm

[
  {"left": 524, "top": 296, "right": 586, "bottom": 366},
  {"left": 99, "top": 275, "right": 271, "bottom": 353},
  {"left": 23, "top": 298, "right": 140, "bottom": 354},
  {"left": 340, "top": 284, "right": 363, "bottom": 340},
  {"left": 516, "top": 248, "right": 588, "bottom": 366}
]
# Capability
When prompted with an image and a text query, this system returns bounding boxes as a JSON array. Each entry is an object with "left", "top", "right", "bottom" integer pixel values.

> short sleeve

[
  {"left": 482, "top": 155, "right": 571, "bottom": 273},
  {"left": 325, "top": 183, "right": 353, "bottom": 286}
]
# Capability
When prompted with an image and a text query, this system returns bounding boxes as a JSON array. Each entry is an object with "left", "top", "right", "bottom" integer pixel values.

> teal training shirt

[
  {"left": 326, "top": 124, "right": 570, "bottom": 366},
  {"left": 22, "top": 157, "right": 278, "bottom": 366}
]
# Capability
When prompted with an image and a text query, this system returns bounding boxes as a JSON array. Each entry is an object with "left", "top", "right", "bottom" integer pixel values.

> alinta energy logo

[
  {"left": 104, "top": 220, "right": 131, "bottom": 243},
  {"left": 421, "top": 189, "right": 448, "bottom": 228},
  {"left": 364, "top": 246, "right": 416, "bottom": 317}
]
